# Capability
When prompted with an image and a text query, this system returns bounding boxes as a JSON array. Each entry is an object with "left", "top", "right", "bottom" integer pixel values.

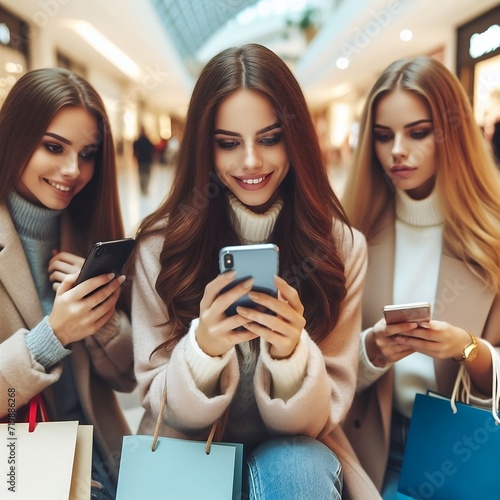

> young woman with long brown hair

[
  {"left": 131, "top": 43, "right": 380, "bottom": 499},
  {"left": 0, "top": 68, "right": 136, "bottom": 499},
  {"left": 342, "top": 56, "right": 500, "bottom": 498}
]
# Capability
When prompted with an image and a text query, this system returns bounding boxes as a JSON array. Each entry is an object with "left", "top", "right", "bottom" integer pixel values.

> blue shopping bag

[
  {"left": 116, "top": 376, "right": 242, "bottom": 500},
  {"left": 116, "top": 434, "right": 243, "bottom": 500},
  {"left": 397, "top": 392, "right": 500, "bottom": 499}
]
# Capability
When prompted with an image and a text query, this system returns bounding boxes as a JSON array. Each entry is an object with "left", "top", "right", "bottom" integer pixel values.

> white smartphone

[
  {"left": 218, "top": 243, "right": 279, "bottom": 316},
  {"left": 383, "top": 301, "right": 431, "bottom": 325}
]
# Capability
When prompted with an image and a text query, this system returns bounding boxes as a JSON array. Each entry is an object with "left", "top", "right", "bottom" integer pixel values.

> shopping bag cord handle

[
  {"left": 151, "top": 372, "right": 219, "bottom": 453},
  {"left": 450, "top": 340, "right": 500, "bottom": 424}
]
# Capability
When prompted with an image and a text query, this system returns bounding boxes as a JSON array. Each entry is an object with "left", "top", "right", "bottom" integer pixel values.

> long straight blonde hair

[{"left": 343, "top": 56, "right": 500, "bottom": 292}]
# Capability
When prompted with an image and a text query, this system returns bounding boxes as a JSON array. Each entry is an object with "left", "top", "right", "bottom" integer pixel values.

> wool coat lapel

[{"left": 0, "top": 203, "right": 43, "bottom": 330}]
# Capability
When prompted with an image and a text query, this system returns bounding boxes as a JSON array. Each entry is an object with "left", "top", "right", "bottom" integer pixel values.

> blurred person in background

[{"left": 133, "top": 126, "right": 155, "bottom": 195}]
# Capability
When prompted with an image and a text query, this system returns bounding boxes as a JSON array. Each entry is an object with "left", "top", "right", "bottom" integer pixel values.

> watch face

[{"left": 464, "top": 342, "right": 478, "bottom": 362}]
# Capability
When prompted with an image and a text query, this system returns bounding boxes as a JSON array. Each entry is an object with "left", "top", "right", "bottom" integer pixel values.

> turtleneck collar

[
  {"left": 7, "top": 190, "right": 62, "bottom": 241},
  {"left": 228, "top": 193, "right": 283, "bottom": 244},
  {"left": 395, "top": 187, "right": 443, "bottom": 228}
]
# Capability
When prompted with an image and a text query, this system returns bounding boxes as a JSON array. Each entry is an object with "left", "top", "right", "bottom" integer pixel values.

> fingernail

[
  {"left": 107, "top": 273, "right": 115, "bottom": 280},
  {"left": 224, "top": 270, "right": 237, "bottom": 280},
  {"left": 243, "top": 279, "right": 254, "bottom": 290},
  {"left": 118, "top": 275, "right": 126, "bottom": 284}
]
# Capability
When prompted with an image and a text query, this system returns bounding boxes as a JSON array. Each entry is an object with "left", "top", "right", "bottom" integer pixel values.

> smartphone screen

[
  {"left": 75, "top": 238, "right": 136, "bottom": 287},
  {"left": 218, "top": 243, "right": 279, "bottom": 316}
]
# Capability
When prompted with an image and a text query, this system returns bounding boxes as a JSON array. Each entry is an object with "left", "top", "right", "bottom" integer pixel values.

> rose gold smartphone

[{"left": 383, "top": 301, "right": 431, "bottom": 325}]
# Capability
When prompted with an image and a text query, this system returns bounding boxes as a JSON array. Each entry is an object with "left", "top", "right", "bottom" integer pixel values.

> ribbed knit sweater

[{"left": 7, "top": 191, "right": 70, "bottom": 368}]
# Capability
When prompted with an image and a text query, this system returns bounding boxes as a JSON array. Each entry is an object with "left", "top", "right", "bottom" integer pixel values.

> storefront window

[
  {"left": 0, "top": 7, "right": 28, "bottom": 107},
  {"left": 474, "top": 54, "right": 500, "bottom": 141},
  {"left": 0, "top": 45, "right": 26, "bottom": 106}
]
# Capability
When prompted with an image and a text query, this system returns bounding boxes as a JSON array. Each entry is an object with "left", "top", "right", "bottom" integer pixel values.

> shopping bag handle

[
  {"left": 151, "top": 373, "right": 224, "bottom": 454},
  {"left": 450, "top": 340, "right": 500, "bottom": 424},
  {"left": 28, "top": 394, "right": 49, "bottom": 433}
]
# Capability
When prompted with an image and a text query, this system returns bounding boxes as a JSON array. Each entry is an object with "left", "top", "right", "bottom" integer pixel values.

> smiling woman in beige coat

[
  {"left": 342, "top": 56, "right": 500, "bottom": 498},
  {"left": 131, "top": 44, "right": 381, "bottom": 499},
  {"left": 0, "top": 68, "right": 136, "bottom": 499}
]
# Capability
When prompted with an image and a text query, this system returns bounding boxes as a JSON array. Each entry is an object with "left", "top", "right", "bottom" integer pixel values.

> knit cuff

[
  {"left": 357, "top": 327, "right": 391, "bottom": 390},
  {"left": 25, "top": 316, "right": 71, "bottom": 370},
  {"left": 185, "top": 318, "right": 234, "bottom": 397},
  {"left": 260, "top": 330, "right": 308, "bottom": 402}
]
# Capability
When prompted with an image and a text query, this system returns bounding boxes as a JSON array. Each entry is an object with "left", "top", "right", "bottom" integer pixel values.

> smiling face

[
  {"left": 16, "top": 106, "right": 99, "bottom": 209},
  {"left": 214, "top": 89, "right": 290, "bottom": 213},
  {"left": 373, "top": 89, "right": 437, "bottom": 200}
]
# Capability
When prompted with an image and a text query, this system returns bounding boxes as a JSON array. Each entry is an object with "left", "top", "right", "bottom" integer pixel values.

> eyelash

[
  {"left": 44, "top": 142, "right": 97, "bottom": 160},
  {"left": 216, "top": 133, "right": 282, "bottom": 150},
  {"left": 373, "top": 129, "right": 433, "bottom": 142}
]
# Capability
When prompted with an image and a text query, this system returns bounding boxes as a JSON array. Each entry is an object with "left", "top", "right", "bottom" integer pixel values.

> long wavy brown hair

[
  {"left": 0, "top": 68, "right": 125, "bottom": 251},
  {"left": 135, "top": 44, "right": 350, "bottom": 351},
  {"left": 343, "top": 56, "right": 500, "bottom": 292}
]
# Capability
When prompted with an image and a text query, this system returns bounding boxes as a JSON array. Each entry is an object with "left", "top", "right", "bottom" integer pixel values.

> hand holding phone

[
  {"left": 218, "top": 243, "right": 279, "bottom": 316},
  {"left": 75, "top": 238, "right": 136, "bottom": 288},
  {"left": 383, "top": 301, "right": 431, "bottom": 325}
]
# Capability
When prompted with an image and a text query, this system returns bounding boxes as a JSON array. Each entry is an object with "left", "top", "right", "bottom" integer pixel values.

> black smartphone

[
  {"left": 219, "top": 243, "right": 279, "bottom": 316},
  {"left": 383, "top": 301, "right": 431, "bottom": 325},
  {"left": 75, "top": 238, "right": 136, "bottom": 287}
]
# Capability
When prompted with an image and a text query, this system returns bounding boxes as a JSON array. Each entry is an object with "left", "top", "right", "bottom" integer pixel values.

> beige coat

[
  {"left": 343, "top": 207, "right": 500, "bottom": 490},
  {"left": 132, "top": 221, "right": 381, "bottom": 500},
  {"left": 0, "top": 203, "right": 136, "bottom": 479}
]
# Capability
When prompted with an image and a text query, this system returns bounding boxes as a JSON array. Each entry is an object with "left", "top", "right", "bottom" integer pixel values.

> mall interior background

[{"left": 1, "top": 0, "right": 499, "bottom": 430}]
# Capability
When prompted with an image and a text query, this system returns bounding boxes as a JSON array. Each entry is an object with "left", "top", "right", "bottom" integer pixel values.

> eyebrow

[
  {"left": 374, "top": 119, "right": 433, "bottom": 129},
  {"left": 44, "top": 132, "right": 99, "bottom": 149},
  {"left": 44, "top": 132, "right": 72, "bottom": 145},
  {"left": 214, "top": 122, "right": 282, "bottom": 137}
]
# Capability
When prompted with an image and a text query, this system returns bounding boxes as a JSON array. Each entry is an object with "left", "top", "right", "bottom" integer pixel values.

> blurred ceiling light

[
  {"left": 336, "top": 57, "right": 349, "bottom": 70},
  {"left": 0, "top": 23, "right": 10, "bottom": 45},
  {"left": 68, "top": 21, "right": 142, "bottom": 81},
  {"left": 5, "top": 62, "right": 23, "bottom": 73},
  {"left": 329, "top": 82, "right": 353, "bottom": 99},
  {"left": 400, "top": 29, "right": 413, "bottom": 42}
]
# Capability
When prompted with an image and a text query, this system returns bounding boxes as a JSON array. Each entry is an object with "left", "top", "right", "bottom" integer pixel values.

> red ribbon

[{"left": 28, "top": 394, "right": 49, "bottom": 433}]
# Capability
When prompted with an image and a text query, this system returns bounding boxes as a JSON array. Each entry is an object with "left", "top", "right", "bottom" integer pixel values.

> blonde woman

[{"left": 342, "top": 56, "right": 500, "bottom": 498}]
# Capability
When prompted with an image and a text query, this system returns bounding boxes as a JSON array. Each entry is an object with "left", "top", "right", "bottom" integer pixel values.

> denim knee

[{"left": 246, "top": 435, "right": 342, "bottom": 500}]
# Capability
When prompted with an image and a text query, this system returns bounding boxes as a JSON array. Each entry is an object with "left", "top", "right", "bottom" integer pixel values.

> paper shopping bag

[
  {"left": 0, "top": 420, "right": 92, "bottom": 499},
  {"left": 397, "top": 392, "right": 500, "bottom": 499},
  {"left": 116, "top": 434, "right": 243, "bottom": 500},
  {"left": 70, "top": 425, "right": 94, "bottom": 500}
]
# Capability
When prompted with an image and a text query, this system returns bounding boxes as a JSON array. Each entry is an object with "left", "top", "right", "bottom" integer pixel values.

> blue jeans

[
  {"left": 246, "top": 436, "right": 342, "bottom": 500},
  {"left": 382, "top": 411, "right": 410, "bottom": 500}
]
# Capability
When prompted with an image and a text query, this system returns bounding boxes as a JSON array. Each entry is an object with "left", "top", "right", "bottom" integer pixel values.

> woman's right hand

[
  {"left": 195, "top": 271, "right": 258, "bottom": 357},
  {"left": 47, "top": 272, "right": 126, "bottom": 346},
  {"left": 366, "top": 318, "right": 418, "bottom": 367}
]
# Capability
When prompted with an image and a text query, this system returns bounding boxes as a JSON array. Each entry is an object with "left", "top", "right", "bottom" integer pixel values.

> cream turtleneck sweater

[
  {"left": 227, "top": 193, "right": 283, "bottom": 244},
  {"left": 359, "top": 188, "right": 445, "bottom": 417},
  {"left": 393, "top": 188, "right": 443, "bottom": 418},
  {"left": 185, "top": 194, "right": 309, "bottom": 446}
]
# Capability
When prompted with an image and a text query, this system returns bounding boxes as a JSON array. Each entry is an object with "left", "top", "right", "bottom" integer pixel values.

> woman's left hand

[
  {"left": 393, "top": 320, "right": 472, "bottom": 360},
  {"left": 48, "top": 251, "right": 85, "bottom": 290},
  {"left": 236, "top": 276, "right": 306, "bottom": 359}
]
